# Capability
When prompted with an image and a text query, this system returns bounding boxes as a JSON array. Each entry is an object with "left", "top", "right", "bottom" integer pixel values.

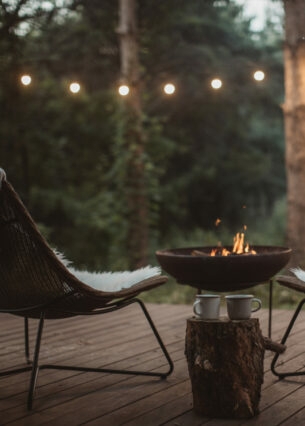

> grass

[{"left": 141, "top": 276, "right": 304, "bottom": 310}]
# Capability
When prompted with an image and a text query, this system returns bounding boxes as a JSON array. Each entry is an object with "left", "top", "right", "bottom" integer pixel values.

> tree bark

[
  {"left": 283, "top": 0, "right": 305, "bottom": 267},
  {"left": 117, "top": 0, "right": 149, "bottom": 269},
  {"left": 185, "top": 318, "right": 265, "bottom": 418}
]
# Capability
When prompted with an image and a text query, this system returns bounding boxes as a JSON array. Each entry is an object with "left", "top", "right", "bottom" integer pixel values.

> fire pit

[{"left": 155, "top": 245, "right": 291, "bottom": 291}]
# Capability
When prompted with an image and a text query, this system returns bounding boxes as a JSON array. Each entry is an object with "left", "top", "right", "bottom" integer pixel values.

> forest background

[{"left": 0, "top": 0, "right": 293, "bottom": 307}]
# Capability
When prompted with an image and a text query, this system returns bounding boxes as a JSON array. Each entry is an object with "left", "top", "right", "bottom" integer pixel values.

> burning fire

[
  {"left": 192, "top": 216, "right": 257, "bottom": 257},
  {"left": 209, "top": 218, "right": 256, "bottom": 256},
  {"left": 210, "top": 232, "right": 256, "bottom": 256}
]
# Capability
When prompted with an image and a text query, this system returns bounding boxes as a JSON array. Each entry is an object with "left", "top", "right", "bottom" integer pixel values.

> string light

[
  {"left": 69, "top": 82, "right": 81, "bottom": 93},
  {"left": 211, "top": 78, "right": 222, "bottom": 90},
  {"left": 21, "top": 75, "right": 32, "bottom": 86},
  {"left": 118, "top": 85, "right": 130, "bottom": 96},
  {"left": 163, "top": 83, "right": 176, "bottom": 95},
  {"left": 253, "top": 70, "right": 265, "bottom": 81},
  {"left": 17, "top": 71, "right": 270, "bottom": 95}
]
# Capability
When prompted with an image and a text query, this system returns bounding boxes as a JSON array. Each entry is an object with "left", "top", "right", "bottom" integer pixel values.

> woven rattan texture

[{"left": 0, "top": 180, "right": 166, "bottom": 318}]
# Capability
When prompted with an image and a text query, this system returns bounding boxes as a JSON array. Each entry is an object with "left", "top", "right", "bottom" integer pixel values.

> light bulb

[
  {"left": 253, "top": 70, "right": 265, "bottom": 81},
  {"left": 118, "top": 85, "right": 130, "bottom": 96},
  {"left": 164, "top": 83, "right": 176, "bottom": 95},
  {"left": 211, "top": 78, "right": 222, "bottom": 89},
  {"left": 69, "top": 82, "right": 81, "bottom": 93},
  {"left": 21, "top": 75, "right": 32, "bottom": 86}
]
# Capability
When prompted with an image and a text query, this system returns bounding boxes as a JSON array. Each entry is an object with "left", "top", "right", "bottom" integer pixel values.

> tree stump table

[{"left": 185, "top": 317, "right": 265, "bottom": 418}]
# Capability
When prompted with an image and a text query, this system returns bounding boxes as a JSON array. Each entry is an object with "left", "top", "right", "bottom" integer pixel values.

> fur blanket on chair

[
  {"left": 291, "top": 267, "right": 305, "bottom": 282},
  {"left": 54, "top": 250, "right": 161, "bottom": 292}
]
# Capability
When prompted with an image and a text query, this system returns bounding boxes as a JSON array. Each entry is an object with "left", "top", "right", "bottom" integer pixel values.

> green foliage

[
  {"left": 0, "top": 0, "right": 287, "bottom": 287},
  {"left": 141, "top": 0, "right": 285, "bottom": 234}
]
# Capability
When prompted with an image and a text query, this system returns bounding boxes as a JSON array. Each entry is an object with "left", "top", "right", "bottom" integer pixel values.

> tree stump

[{"left": 185, "top": 317, "right": 265, "bottom": 418}]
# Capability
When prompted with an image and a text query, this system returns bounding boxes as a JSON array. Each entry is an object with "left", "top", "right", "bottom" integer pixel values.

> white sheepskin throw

[
  {"left": 54, "top": 250, "right": 161, "bottom": 292},
  {"left": 291, "top": 267, "right": 305, "bottom": 282}
]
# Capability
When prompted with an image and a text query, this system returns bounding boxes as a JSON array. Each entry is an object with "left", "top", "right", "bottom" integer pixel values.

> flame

[
  {"left": 233, "top": 232, "right": 245, "bottom": 254},
  {"left": 211, "top": 247, "right": 230, "bottom": 256},
  {"left": 192, "top": 219, "right": 256, "bottom": 257},
  {"left": 222, "top": 248, "right": 231, "bottom": 256},
  {"left": 215, "top": 218, "right": 221, "bottom": 227},
  {"left": 246, "top": 244, "right": 256, "bottom": 254},
  {"left": 209, "top": 231, "right": 256, "bottom": 256},
  {"left": 210, "top": 248, "right": 217, "bottom": 256}
]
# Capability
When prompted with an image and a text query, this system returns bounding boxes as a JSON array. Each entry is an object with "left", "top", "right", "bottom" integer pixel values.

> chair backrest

[
  {"left": 0, "top": 172, "right": 77, "bottom": 311},
  {"left": 0, "top": 169, "right": 167, "bottom": 317}
]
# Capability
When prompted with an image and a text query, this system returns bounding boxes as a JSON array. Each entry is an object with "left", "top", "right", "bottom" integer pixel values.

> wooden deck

[{"left": 1, "top": 303, "right": 305, "bottom": 425}]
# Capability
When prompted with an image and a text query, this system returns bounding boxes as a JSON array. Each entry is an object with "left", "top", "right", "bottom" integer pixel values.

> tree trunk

[
  {"left": 185, "top": 318, "right": 265, "bottom": 418},
  {"left": 117, "top": 0, "right": 149, "bottom": 269},
  {"left": 284, "top": 0, "right": 305, "bottom": 267}
]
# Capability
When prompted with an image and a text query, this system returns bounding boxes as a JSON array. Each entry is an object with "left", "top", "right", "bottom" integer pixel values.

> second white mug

[{"left": 225, "top": 294, "right": 261, "bottom": 320}]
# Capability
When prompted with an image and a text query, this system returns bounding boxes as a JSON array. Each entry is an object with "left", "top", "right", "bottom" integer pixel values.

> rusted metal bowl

[{"left": 155, "top": 246, "right": 292, "bottom": 291}]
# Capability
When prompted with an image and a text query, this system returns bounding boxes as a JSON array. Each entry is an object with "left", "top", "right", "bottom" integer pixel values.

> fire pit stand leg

[{"left": 268, "top": 279, "right": 273, "bottom": 338}]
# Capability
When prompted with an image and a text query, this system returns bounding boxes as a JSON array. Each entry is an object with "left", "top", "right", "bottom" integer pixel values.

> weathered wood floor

[{"left": 1, "top": 303, "right": 305, "bottom": 425}]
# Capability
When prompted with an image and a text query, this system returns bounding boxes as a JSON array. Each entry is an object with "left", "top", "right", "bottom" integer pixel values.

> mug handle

[
  {"left": 193, "top": 300, "right": 201, "bottom": 316},
  {"left": 251, "top": 298, "right": 262, "bottom": 313}
]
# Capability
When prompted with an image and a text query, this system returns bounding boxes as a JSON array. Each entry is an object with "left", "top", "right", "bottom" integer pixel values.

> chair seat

[{"left": 276, "top": 274, "right": 305, "bottom": 293}]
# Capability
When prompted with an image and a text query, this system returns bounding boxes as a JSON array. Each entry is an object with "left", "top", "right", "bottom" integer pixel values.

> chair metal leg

[
  {"left": 24, "top": 317, "right": 31, "bottom": 364},
  {"left": 271, "top": 297, "right": 305, "bottom": 379},
  {"left": 3, "top": 298, "right": 174, "bottom": 410},
  {"left": 27, "top": 312, "right": 45, "bottom": 410},
  {"left": 268, "top": 279, "right": 273, "bottom": 338},
  {"left": 135, "top": 298, "right": 174, "bottom": 378},
  {"left": 40, "top": 298, "right": 174, "bottom": 379}
]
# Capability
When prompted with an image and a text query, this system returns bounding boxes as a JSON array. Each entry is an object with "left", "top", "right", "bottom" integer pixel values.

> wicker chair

[
  {"left": 0, "top": 169, "right": 173, "bottom": 409},
  {"left": 271, "top": 274, "right": 305, "bottom": 379}
]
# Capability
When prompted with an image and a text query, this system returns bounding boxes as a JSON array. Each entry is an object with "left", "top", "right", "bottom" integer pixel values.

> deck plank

[{"left": 1, "top": 303, "right": 305, "bottom": 425}]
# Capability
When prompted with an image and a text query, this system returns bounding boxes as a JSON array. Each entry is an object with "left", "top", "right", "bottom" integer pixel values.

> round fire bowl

[{"left": 156, "top": 246, "right": 292, "bottom": 291}]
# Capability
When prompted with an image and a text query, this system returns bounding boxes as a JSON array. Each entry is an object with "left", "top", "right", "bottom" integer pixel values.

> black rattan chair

[
  {"left": 271, "top": 274, "right": 305, "bottom": 379},
  {"left": 0, "top": 169, "right": 173, "bottom": 409}
]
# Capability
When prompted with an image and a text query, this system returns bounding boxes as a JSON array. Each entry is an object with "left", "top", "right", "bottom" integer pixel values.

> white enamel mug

[
  {"left": 193, "top": 294, "right": 220, "bottom": 320},
  {"left": 225, "top": 294, "right": 262, "bottom": 320}
]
